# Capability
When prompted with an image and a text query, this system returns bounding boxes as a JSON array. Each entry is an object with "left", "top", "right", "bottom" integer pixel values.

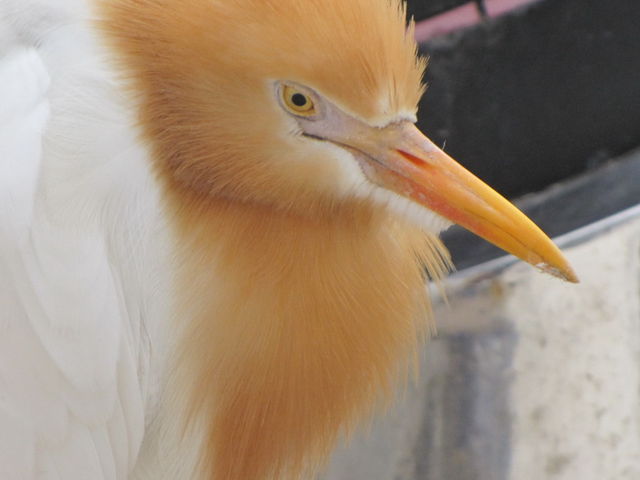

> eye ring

[{"left": 282, "top": 85, "right": 316, "bottom": 116}]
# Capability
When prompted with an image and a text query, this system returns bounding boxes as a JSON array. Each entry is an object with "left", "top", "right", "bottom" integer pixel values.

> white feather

[{"left": 0, "top": 1, "right": 175, "bottom": 478}]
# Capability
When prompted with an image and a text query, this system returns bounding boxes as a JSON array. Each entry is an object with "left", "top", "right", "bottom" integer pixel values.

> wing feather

[{"left": 0, "top": 2, "right": 155, "bottom": 478}]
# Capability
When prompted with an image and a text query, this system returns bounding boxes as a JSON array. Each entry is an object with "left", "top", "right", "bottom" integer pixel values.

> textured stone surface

[
  {"left": 505, "top": 217, "right": 640, "bottom": 480},
  {"left": 323, "top": 210, "right": 640, "bottom": 480}
]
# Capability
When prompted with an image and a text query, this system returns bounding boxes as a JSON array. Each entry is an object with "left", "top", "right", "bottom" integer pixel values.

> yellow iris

[{"left": 282, "top": 86, "right": 316, "bottom": 116}]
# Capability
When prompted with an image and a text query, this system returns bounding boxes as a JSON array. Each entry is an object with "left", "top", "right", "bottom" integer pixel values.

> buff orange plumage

[{"left": 0, "top": 0, "right": 575, "bottom": 479}]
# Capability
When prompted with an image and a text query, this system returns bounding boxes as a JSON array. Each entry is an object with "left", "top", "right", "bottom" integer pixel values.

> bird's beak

[{"left": 348, "top": 122, "right": 578, "bottom": 282}]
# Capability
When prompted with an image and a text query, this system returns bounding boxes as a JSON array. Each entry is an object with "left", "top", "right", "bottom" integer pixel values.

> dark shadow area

[{"left": 407, "top": 0, "right": 471, "bottom": 19}]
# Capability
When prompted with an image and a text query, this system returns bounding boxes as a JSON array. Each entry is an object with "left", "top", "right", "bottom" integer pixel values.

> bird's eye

[{"left": 282, "top": 86, "right": 316, "bottom": 116}]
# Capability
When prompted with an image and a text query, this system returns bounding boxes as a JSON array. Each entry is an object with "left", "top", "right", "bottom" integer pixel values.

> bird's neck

[{"left": 153, "top": 196, "right": 448, "bottom": 480}]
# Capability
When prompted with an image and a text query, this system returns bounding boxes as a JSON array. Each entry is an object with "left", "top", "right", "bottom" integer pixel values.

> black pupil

[{"left": 291, "top": 93, "right": 308, "bottom": 107}]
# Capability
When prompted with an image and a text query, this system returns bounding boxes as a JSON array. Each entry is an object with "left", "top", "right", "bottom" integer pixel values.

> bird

[{"left": 0, "top": 0, "right": 577, "bottom": 479}]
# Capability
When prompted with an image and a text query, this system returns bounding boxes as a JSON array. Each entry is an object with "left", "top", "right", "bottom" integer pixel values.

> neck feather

[{"left": 165, "top": 195, "right": 449, "bottom": 480}]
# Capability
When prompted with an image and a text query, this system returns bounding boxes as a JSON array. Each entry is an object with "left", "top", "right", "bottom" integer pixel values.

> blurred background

[{"left": 325, "top": 0, "right": 640, "bottom": 478}]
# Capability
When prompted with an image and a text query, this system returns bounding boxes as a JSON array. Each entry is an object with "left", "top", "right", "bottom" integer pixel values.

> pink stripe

[
  {"left": 414, "top": 2, "right": 481, "bottom": 43},
  {"left": 414, "top": 0, "right": 541, "bottom": 42},
  {"left": 485, "top": 0, "right": 539, "bottom": 17}
]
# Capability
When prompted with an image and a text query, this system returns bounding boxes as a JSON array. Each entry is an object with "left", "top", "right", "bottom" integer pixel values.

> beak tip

[
  {"left": 564, "top": 269, "right": 580, "bottom": 284},
  {"left": 538, "top": 261, "right": 579, "bottom": 284},
  {"left": 560, "top": 270, "right": 580, "bottom": 284}
]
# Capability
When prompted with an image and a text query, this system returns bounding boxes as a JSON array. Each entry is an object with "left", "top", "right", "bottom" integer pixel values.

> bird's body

[
  {"left": 0, "top": 1, "right": 575, "bottom": 479},
  {"left": 0, "top": 2, "right": 171, "bottom": 477}
]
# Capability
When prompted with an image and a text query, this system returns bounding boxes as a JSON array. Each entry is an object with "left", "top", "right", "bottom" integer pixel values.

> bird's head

[{"left": 103, "top": 0, "right": 576, "bottom": 282}]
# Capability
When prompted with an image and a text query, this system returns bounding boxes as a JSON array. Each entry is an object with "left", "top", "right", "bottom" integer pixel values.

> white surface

[{"left": 506, "top": 218, "right": 640, "bottom": 479}]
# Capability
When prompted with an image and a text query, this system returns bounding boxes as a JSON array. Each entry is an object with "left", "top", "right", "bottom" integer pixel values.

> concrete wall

[{"left": 324, "top": 206, "right": 640, "bottom": 480}]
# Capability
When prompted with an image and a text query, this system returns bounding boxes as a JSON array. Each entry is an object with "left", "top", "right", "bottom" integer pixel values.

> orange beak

[{"left": 350, "top": 122, "right": 578, "bottom": 282}]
